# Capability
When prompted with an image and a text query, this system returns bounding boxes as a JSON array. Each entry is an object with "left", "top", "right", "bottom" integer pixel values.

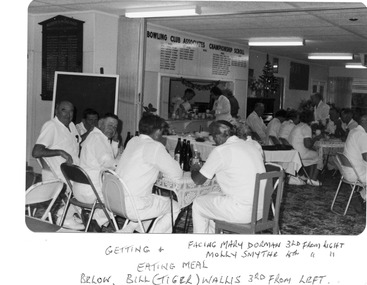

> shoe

[
  {"left": 298, "top": 175, "right": 308, "bottom": 181},
  {"left": 62, "top": 216, "right": 85, "bottom": 231},
  {"left": 288, "top": 176, "right": 306, "bottom": 185},
  {"left": 306, "top": 179, "right": 322, "bottom": 186}
]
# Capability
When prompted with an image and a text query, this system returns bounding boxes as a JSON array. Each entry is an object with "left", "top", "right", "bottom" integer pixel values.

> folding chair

[
  {"left": 37, "top": 157, "right": 58, "bottom": 179},
  {"left": 331, "top": 152, "right": 366, "bottom": 216},
  {"left": 26, "top": 179, "right": 65, "bottom": 224},
  {"left": 60, "top": 163, "right": 115, "bottom": 232},
  {"left": 214, "top": 170, "right": 285, "bottom": 234},
  {"left": 100, "top": 169, "right": 158, "bottom": 233},
  {"left": 278, "top": 137, "right": 312, "bottom": 184}
]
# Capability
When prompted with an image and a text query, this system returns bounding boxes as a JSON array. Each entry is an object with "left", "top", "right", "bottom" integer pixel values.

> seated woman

[
  {"left": 288, "top": 109, "right": 323, "bottom": 186},
  {"left": 278, "top": 109, "right": 300, "bottom": 142}
]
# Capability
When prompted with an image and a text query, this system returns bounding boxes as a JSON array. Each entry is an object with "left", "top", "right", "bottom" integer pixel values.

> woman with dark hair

[{"left": 288, "top": 109, "right": 323, "bottom": 186}]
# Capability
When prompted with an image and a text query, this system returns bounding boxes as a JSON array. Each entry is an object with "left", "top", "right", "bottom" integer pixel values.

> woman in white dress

[{"left": 288, "top": 109, "right": 323, "bottom": 186}]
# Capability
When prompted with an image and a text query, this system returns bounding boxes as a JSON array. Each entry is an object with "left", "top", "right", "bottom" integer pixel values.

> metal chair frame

[
  {"left": 331, "top": 152, "right": 366, "bottom": 216},
  {"left": 60, "top": 163, "right": 115, "bottom": 232},
  {"left": 214, "top": 170, "right": 285, "bottom": 234}
]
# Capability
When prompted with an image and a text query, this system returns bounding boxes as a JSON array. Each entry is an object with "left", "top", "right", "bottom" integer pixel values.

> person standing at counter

[
  {"left": 210, "top": 86, "right": 232, "bottom": 122},
  {"left": 172, "top": 88, "right": 196, "bottom": 118},
  {"left": 223, "top": 88, "right": 239, "bottom": 118}
]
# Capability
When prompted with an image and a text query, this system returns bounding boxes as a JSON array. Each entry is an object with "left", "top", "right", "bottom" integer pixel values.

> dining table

[
  {"left": 164, "top": 135, "right": 302, "bottom": 175},
  {"left": 314, "top": 138, "right": 345, "bottom": 171}
]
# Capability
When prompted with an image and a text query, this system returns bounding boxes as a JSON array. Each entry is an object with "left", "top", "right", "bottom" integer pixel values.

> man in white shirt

[
  {"left": 191, "top": 120, "right": 266, "bottom": 233},
  {"left": 32, "top": 100, "right": 84, "bottom": 230},
  {"left": 246, "top": 103, "right": 267, "bottom": 143},
  {"left": 311, "top": 92, "right": 330, "bottom": 122},
  {"left": 341, "top": 108, "right": 359, "bottom": 134},
  {"left": 116, "top": 114, "right": 183, "bottom": 233},
  {"left": 73, "top": 113, "right": 120, "bottom": 230},
  {"left": 265, "top": 109, "right": 287, "bottom": 145},
  {"left": 172, "top": 88, "right": 196, "bottom": 118},
  {"left": 343, "top": 114, "right": 367, "bottom": 203},
  {"left": 278, "top": 109, "right": 300, "bottom": 141},
  {"left": 75, "top": 108, "right": 99, "bottom": 141},
  {"left": 210, "top": 86, "right": 232, "bottom": 122}
]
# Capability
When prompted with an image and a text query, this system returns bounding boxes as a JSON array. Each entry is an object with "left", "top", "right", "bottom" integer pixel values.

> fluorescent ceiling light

[
  {"left": 125, "top": 5, "right": 201, "bottom": 18},
  {"left": 308, "top": 53, "right": 353, "bottom": 60},
  {"left": 248, "top": 38, "right": 304, "bottom": 46},
  {"left": 345, "top": 63, "right": 367, "bottom": 69}
]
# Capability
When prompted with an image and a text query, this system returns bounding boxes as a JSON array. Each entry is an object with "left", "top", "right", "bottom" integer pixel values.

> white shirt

[
  {"left": 246, "top": 111, "right": 267, "bottom": 142},
  {"left": 266, "top": 117, "right": 282, "bottom": 144},
  {"left": 35, "top": 117, "right": 80, "bottom": 181},
  {"left": 116, "top": 135, "right": 183, "bottom": 197},
  {"left": 199, "top": 136, "right": 265, "bottom": 206},
  {"left": 278, "top": 120, "right": 295, "bottom": 140},
  {"left": 314, "top": 100, "right": 330, "bottom": 122},
  {"left": 73, "top": 127, "right": 119, "bottom": 203},
  {"left": 213, "top": 95, "right": 232, "bottom": 121},
  {"left": 76, "top": 122, "right": 87, "bottom": 136},
  {"left": 343, "top": 125, "right": 367, "bottom": 184},
  {"left": 288, "top": 122, "right": 312, "bottom": 157}
]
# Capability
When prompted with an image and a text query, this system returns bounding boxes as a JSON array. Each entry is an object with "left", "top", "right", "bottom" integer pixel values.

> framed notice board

[
  {"left": 39, "top": 15, "right": 84, "bottom": 101},
  {"left": 51, "top": 72, "right": 119, "bottom": 123},
  {"left": 289, "top": 62, "right": 309, "bottom": 90}
]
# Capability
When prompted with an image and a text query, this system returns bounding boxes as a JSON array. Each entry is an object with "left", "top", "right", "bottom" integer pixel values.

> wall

[
  {"left": 249, "top": 50, "right": 329, "bottom": 110},
  {"left": 144, "top": 24, "right": 249, "bottom": 119},
  {"left": 27, "top": 11, "right": 119, "bottom": 171}
]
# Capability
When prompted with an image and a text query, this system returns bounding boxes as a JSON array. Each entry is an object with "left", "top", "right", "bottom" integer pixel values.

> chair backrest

[
  {"left": 37, "top": 157, "right": 58, "bottom": 179},
  {"left": 100, "top": 169, "right": 145, "bottom": 231},
  {"left": 60, "top": 163, "right": 103, "bottom": 204},
  {"left": 279, "top": 137, "right": 292, "bottom": 147},
  {"left": 251, "top": 170, "right": 285, "bottom": 234},
  {"left": 335, "top": 152, "right": 361, "bottom": 183},
  {"left": 26, "top": 180, "right": 65, "bottom": 220},
  {"left": 269, "top": 135, "right": 281, "bottom": 146}
]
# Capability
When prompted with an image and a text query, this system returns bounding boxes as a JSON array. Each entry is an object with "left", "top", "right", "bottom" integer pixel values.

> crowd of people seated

[{"left": 29, "top": 88, "right": 366, "bottom": 233}]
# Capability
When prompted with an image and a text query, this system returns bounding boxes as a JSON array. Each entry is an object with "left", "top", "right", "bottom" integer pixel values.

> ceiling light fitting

[
  {"left": 125, "top": 5, "right": 201, "bottom": 18},
  {"left": 308, "top": 53, "right": 353, "bottom": 60},
  {"left": 248, "top": 38, "right": 304, "bottom": 46},
  {"left": 345, "top": 63, "right": 367, "bottom": 69}
]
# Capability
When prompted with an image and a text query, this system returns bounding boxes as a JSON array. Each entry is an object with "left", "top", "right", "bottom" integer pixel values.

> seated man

[
  {"left": 116, "top": 114, "right": 183, "bottom": 233},
  {"left": 76, "top": 108, "right": 99, "bottom": 141},
  {"left": 265, "top": 109, "right": 287, "bottom": 145},
  {"left": 278, "top": 109, "right": 300, "bottom": 142},
  {"left": 32, "top": 100, "right": 84, "bottom": 230},
  {"left": 246, "top": 102, "right": 267, "bottom": 144},
  {"left": 341, "top": 108, "right": 358, "bottom": 136},
  {"left": 191, "top": 120, "right": 266, "bottom": 234},
  {"left": 343, "top": 114, "right": 367, "bottom": 206},
  {"left": 325, "top": 106, "right": 345, "bottom": 138},
  {"left": 73, "top": 113, "right": 120, "bottom": 230}
]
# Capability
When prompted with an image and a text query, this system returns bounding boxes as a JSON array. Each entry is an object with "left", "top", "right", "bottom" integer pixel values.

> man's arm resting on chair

[{"left": 32, "top": 144, "right": 73, "bottom": 164}]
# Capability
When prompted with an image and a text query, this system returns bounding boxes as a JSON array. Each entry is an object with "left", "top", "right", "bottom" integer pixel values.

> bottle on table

[
  {"left": 174, "top": 138, "right": 182, "bottom": 162},
  {"left": 180, "top": 139, "right": 187, "bottom": 169},
  {"left": 183, "top": 140, "right": 193, "bottom": 171},
  {"left": 135, "top": 131, "right": 139, "bottom": 136},
  {"left": 123, "top": 131, "right": 131, "bottom": 148}
]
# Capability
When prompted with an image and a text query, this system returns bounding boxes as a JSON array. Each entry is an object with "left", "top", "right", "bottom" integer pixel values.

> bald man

[{"left": 32, "top": 100, "right": 84, "bottom": 230}]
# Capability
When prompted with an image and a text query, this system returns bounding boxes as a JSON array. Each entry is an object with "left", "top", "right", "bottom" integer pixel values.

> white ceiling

[{"left": 28, "top": 1, "right": 367, "bottom": 68}]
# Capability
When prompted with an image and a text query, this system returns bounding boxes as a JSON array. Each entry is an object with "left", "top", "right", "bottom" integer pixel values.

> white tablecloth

[
  {"left": 165, "top": 135, "right": 302, "bottom": 175},
  {"left": 155, "top": 172, "right": 221, "bottom": 209}
]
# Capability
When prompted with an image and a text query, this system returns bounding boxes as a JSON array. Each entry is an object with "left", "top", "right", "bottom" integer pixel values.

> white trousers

[
  {"left": 192, "top": 192, "right": 253, "bottom": 234},
  {"left": 126, "top": 194, "right": 180, "bottom": 233}
]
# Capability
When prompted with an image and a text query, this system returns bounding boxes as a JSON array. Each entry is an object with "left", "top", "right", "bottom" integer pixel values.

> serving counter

[{"left": 166, "top": 119, "right": 213, "bottom": 134}]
